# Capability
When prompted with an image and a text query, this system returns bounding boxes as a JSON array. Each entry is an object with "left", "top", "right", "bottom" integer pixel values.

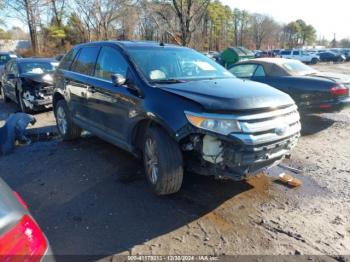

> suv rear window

[
  {"left": 71, "top": 46, "right": 100, "bottom": 75},
  {"left": 59, "top": 49, "right": 79, "bottom": 70}
]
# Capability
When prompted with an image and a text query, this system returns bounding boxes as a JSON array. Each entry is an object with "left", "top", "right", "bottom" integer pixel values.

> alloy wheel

[
  {"left": 56, "top": 106, "right": 68, "bottom": 135},
  {"left": 144, "top": 137, "right": 159, "bottom": 185}
]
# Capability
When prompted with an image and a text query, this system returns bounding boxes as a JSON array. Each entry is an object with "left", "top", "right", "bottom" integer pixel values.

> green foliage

[{"left": 48, "top": 25, "right": 66, "bottom": 40}]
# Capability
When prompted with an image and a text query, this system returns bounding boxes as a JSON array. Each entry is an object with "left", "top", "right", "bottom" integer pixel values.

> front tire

[
  {"left": 311, "top": 58, "right": 318, "bottom": 64},
  {"left": 54, "top": 99, "right": 81, "bottom": 140},
  {"left": 18, "top": 91, "right": 33, "bottom": 113},
  {"left": 143, "top": 126, "right": 183, "bottom": 195}
]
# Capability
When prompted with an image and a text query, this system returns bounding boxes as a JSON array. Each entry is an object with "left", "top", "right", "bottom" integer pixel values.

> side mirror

[
  {"left": 111, "top": 74, "right": 126, "bottom": 86},
  {"left": 7, "top": 73, "right": 15, "bottom": 80}
]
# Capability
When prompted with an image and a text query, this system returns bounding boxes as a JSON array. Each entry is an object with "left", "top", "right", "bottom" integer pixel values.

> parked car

[
  {"left": 280, "top": 49, "right": 320, "bottom": 64},
  {"left": 53, "top": 41, "right": 301, "bottom": 195},
  {"left": 0, "top": 178, "right": 52, "bottom": 261},
  {"left": 228, "top": 58, "right": 350, "bottom": 113},
  {"left": 1, "top": 58, "right": 59, "bottom": 112},
  {"left": 255, "top": 51, "right": 273, "bottom": 58},
  {"left": 0, "top": 52, "right": 18, "bottom": 92},
  {"left": 318, "top": 51, "right": 346, "bottom": 63}
]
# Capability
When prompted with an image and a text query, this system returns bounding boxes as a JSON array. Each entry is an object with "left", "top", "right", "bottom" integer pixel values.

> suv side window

[
  {"left": 254, "top": 65, "right": 266, "bottom": 77},
  {"left": 229, "top": 64, "right": 257, "bottom": 78},
  {"left": 281, "top": 51, "right": 291, "bottom": 55},
  {"left": 94, "top": 46, "right": 128, "bottom": 81},
  {"left": 292, "top": 51, "right": 300, "bottom": 55},
  {"left": 71, "top": 46, "right": 100, "bottom": 75},
  {"left": 9, "top": 62, "right": 18, "bottom": 75},
  {"left": 59, "top": 48, "right": 79, "bottom": 70}
]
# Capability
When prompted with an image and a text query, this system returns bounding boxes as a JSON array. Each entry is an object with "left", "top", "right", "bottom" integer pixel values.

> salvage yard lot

[{"left": 0, "top": 63, "right": 349, "bottom": 258}]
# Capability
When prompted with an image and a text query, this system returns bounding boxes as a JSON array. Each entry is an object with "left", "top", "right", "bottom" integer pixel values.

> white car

[{"left": 280, "top": 49, "right": 320, "bottom": 64}]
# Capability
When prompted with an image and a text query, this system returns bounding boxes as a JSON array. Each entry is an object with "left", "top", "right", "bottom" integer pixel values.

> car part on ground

[
  {"left": 0, "top": 178, "right": 53, "bottom": 261},
  {"left": 53, "top": 41, "right": 301, "bottom": 195},
  {"left": 0, "top": 113, "right": 36, "bottom": 155},
  {"left": 0, "top": 58, "right": 58, "bottom": 112},
  {"left": 229, "top": 58, "right": 350, "bottom": 114}
]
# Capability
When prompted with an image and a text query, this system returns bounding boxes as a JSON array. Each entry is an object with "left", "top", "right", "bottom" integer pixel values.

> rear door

[
  {"left": 292, "top": 50, "right": 302, "bottom": 61},
  {"left": 65, "top": 46, "right": 100, "bottom": 125}
]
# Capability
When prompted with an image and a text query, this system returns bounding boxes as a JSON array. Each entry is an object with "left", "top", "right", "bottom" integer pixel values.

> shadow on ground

[
  {"left": 0, "top": 135, "right": 254, "bottom": 257},
  {"left": 300, "top": 114, "right": 335, "bottom": 136}
]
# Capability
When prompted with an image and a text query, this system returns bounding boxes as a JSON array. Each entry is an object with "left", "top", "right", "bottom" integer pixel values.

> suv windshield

[
  {"left": 128, "top": 47, "right": 234, "bottom": 82},
  {"left": 281, "top": 60, "right": 317, "bottom": 76},
  {"left": 19, "top": 61, "right": 58, "bottom": 74}
]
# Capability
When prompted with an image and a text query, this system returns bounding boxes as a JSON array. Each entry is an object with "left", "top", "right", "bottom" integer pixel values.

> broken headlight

[{"left": 185, "top": 111, "right": 241, "bottom": 135}]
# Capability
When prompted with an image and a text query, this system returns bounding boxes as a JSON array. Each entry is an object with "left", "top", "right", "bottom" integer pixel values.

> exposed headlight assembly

[{"left": 185, "top": 111, "right": 241, "bottom": 135}]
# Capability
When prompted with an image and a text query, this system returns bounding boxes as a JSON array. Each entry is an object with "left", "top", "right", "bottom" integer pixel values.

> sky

[
  {"left": 3, "top": 0, "right": 349, "bottom": 41},
  {"left": 221, "top": 0, "right": 349, "bottom": 40}
]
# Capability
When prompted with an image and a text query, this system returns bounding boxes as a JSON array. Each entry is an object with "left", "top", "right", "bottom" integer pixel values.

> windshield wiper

[{"left": 151, "top": 79, "right": 187, "bottom": 84}]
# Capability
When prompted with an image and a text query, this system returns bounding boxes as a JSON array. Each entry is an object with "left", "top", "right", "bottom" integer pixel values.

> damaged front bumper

[
  {"left": 22, "top": 86, "right": 53, "bottom": 110},
  {"left": 182, "top": 105, "right": 301, "bottom": 180}
]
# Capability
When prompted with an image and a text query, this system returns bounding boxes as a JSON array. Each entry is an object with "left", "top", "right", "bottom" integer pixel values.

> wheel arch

[
  {"left": 52, "top": 91, "right": 65, "bottom": 112},
  {"left": 130, "top": 117, "right": 176, "bottom": 155}
]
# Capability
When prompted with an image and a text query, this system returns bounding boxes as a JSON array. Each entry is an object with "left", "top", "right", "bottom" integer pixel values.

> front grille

[{"left": 231, "top": 105, "right": 301, "bottom": 146}]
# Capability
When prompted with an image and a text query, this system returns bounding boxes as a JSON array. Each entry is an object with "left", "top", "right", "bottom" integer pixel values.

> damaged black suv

[
  {"left": 53, "top": 41, "right": 301, "bottom": 195},
  {"left": 1, "top": 58, "right": 58, "bottom": 112}
]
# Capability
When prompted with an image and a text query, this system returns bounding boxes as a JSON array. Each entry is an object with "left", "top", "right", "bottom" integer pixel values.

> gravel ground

[{"left": 0, "top": 63, "right": 349, "bottom": 260}]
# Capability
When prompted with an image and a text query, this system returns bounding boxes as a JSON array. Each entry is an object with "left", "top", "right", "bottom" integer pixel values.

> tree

[
  {"left": 157, "top": 0, "right": 210, "bottom": 46},
  {"left": 339, "top": 38, "right": 350, "bottom": 48},
  {"left": 72, "top": 0, "right": 128, "bottom": 41},
  {"left": 5, "top": 0, "right": 43, "bottom": 54},
  {"left": 207, "top": 1, "right": 232, "bottom": 50},
  {"left": 232, "top": 8, "right": 240, "bottom": 46},
  {"left": 250, "top": 14, "right": 278, "bottom": 49}
]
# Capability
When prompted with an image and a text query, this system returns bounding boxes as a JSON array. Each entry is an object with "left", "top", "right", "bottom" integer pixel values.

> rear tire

[
  {"left": 143, "top": 126, "right": 183, "bottom": 195},
  {"left": 311, "top": 58, "right": 318, "bottom": 65},
  {"left": 54, "top": 99, "right": 81, "bottom": 140}
]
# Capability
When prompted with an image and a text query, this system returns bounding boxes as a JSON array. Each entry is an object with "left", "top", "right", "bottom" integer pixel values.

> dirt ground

[{"left": 0, "top": 63, "right": 349, "bottom": 260}]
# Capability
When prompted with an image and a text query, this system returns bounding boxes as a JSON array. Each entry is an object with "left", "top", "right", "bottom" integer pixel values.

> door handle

[{"left": 87, "top": 86, "right": 96, "bottom": 93}]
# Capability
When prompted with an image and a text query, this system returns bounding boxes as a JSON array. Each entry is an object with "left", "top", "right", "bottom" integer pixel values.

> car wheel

[
  {"left": 311, "top": 58, "right": 318, "bottom": 64},
  {"left": 1, "top": 85, "right": 10, "bottom": 103},
  {"left": 54, "top": 99, "right": 81, "bottom": 140},
  {"left": 143, "top": 126, "right": 183, "bottom": 195},
  {"left": 18, "top": 91, "right": 33, "bottom": 113}
]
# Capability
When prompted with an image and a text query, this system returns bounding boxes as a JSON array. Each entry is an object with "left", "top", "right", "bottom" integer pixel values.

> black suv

[{"left": 53, "top": 41, "right": 301, "bottom": 195}]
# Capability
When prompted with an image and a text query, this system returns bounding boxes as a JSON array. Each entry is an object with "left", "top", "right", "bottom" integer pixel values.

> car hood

[
  {"left": 19, "top": 72, "right": 54, "bottom": 84},
  {"left": 162, "top": 78, "right": 295, "bottom": 112},
  {"left": 311, "top": 72, "right": 350, "bottom": 84}
]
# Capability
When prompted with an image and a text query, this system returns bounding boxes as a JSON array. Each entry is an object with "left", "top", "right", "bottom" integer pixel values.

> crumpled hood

[
  {"left": 162, "top": 78, "right": 295, "bottom": 111},
  {"left": 19, "top": 72, "right": 54, "bottom": 84},
  {"left": 312, "top": 72, "right": 350, "bottom": 84}
]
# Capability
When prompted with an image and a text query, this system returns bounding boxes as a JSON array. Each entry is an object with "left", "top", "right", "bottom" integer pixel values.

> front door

[{"left": 87, "top": 45, "right": 142, "bottom": 144}]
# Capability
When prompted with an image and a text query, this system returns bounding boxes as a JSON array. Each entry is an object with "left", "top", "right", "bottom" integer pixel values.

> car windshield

[
  {"left": 19, "top": 61, "right": 58, "bottom": 74},
  {"left": 0, "top": 55, "right": 11, "bottom": 65},
  {"left": 280, "top": 60, "right": 317, "bottom": 76},
  {"left": 127, "top": 47, "right": 234, "bottom": 83}
]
